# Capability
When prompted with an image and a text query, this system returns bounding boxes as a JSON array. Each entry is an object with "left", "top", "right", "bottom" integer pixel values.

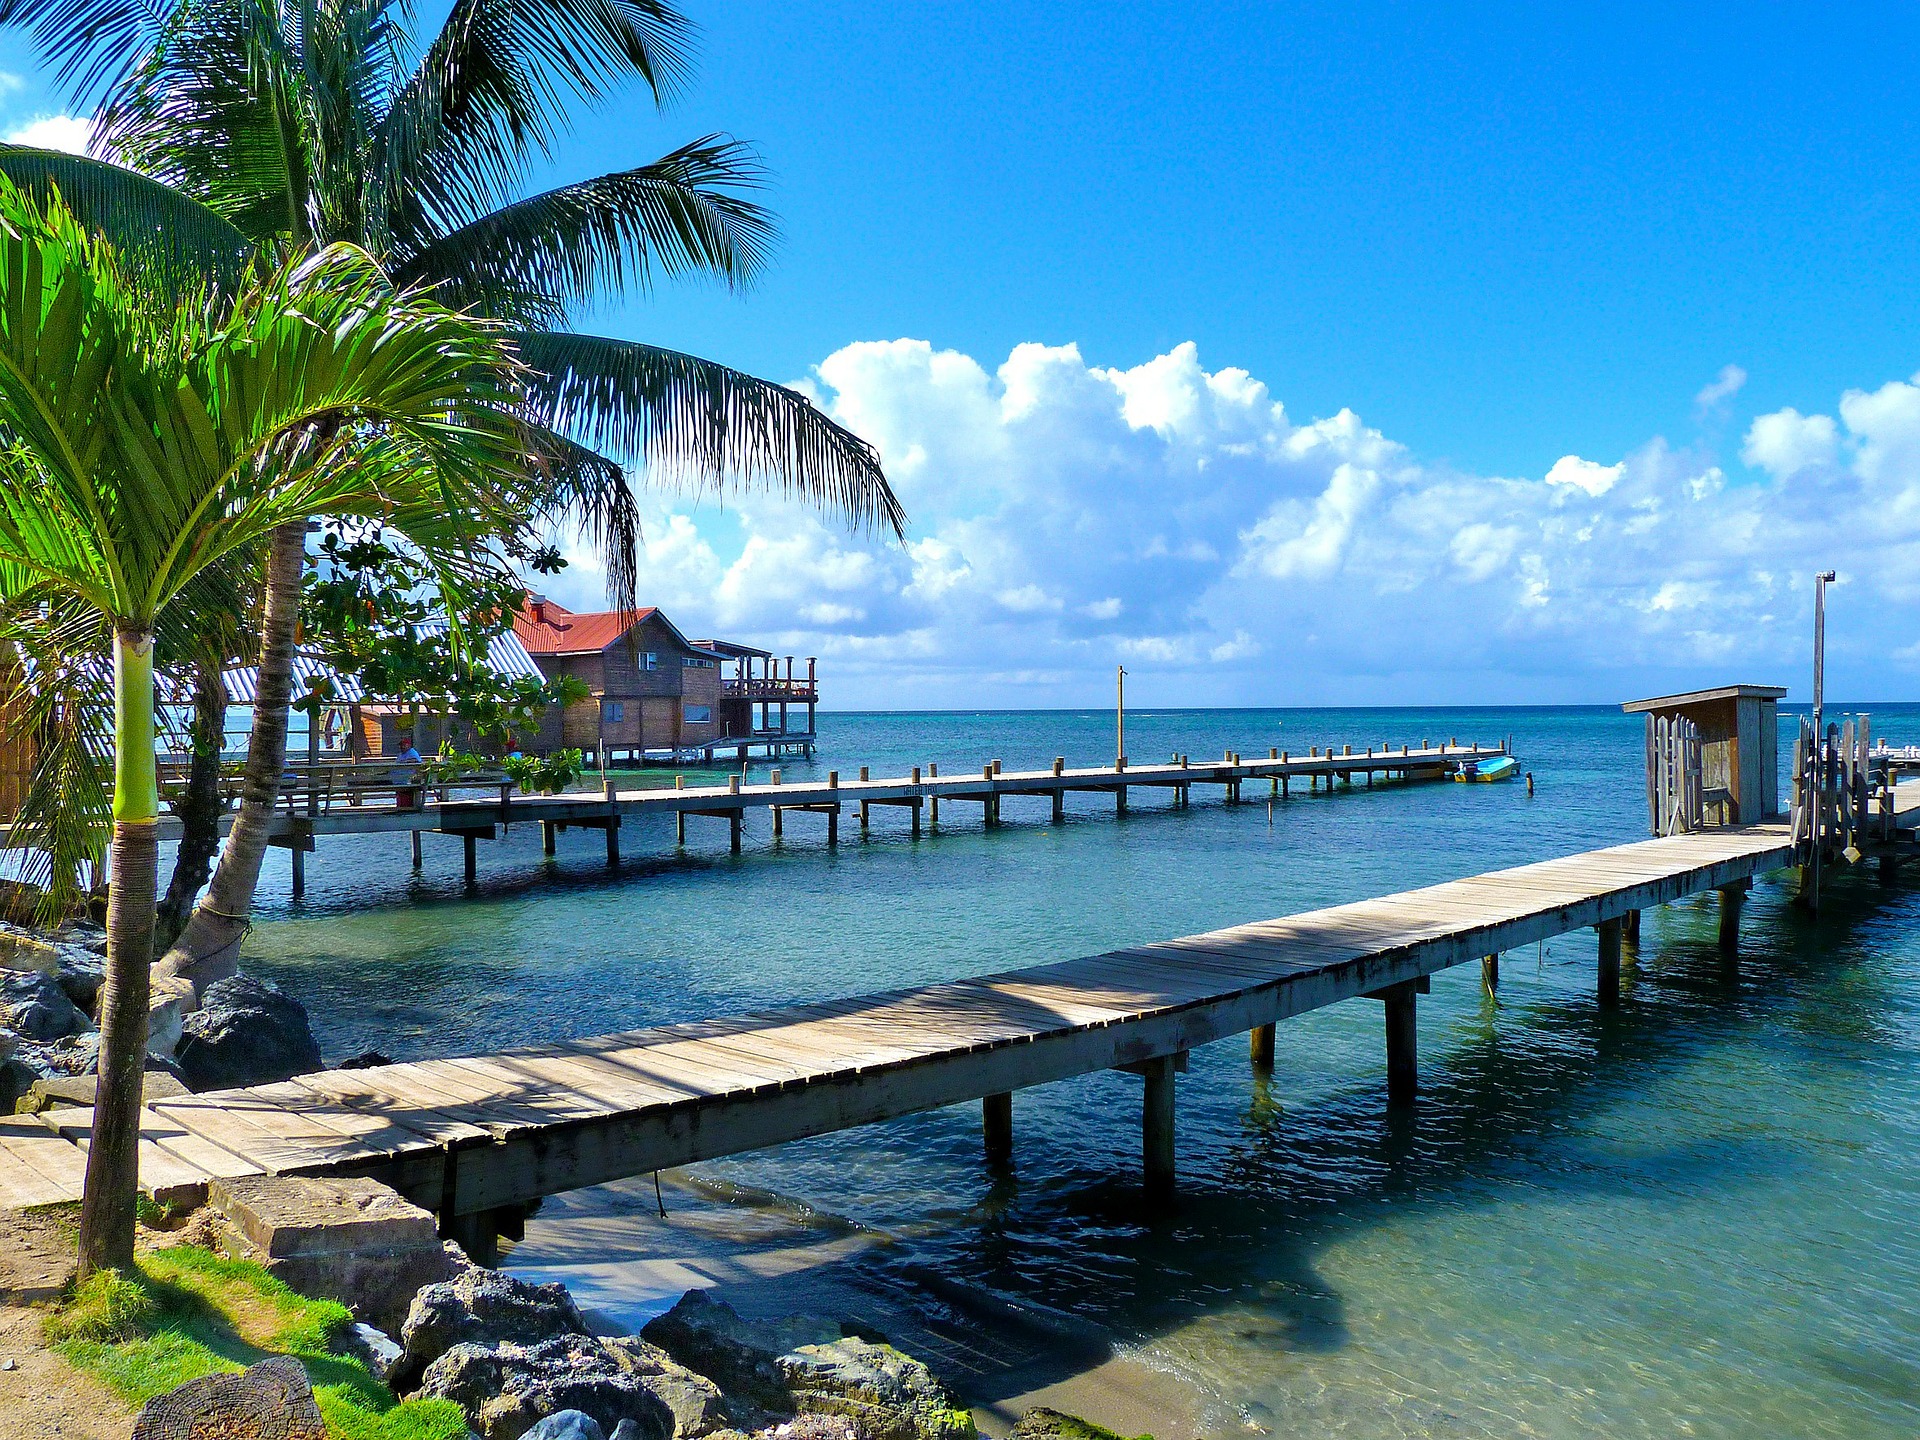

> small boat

[{"left": 1454, "top": 754, "right": 1519, "bottom": 783}]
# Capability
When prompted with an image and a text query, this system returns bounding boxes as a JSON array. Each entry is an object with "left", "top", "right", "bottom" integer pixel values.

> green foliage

[
  {"left": 1012, "top": 1410, "right": 1153, "bottom": 1440},
  {"left": 43, "top": 1267, "right": 160, "bottom": 1344},
  {"left": 48, "top": 1245, "right": 467, "bottom": 1440},
  {"left": 300, "top": 520, "right": 585, "bottom": 762},
  {"left": 502, "top": 748, "right": 586, "bottom": 794}
]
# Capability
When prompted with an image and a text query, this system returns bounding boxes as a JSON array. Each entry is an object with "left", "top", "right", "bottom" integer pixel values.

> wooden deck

[{"left": 0, "top": 822, "right": 1796, "bottom": 1244}]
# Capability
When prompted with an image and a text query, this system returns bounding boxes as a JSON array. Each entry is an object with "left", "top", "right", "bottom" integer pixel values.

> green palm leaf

[
  {"left": 0, "top": 146, "right": 254, "bottom": 287},
  {"left": 391, "top": 137, "right": 775, "bottom": 323},
  {"left": 517, "top": 331, "right": 904, "bottom": 539}
]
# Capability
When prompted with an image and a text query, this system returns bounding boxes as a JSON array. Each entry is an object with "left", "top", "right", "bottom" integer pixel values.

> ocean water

[{"left": 235, "top": 705, "right": 1920, "bottom": 1437}]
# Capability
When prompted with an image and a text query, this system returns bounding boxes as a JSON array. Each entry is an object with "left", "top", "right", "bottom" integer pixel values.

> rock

[
  {"left": 398, "top": 1266, "right": 590, "bottom": 1386},
  {"left": 147, "top": 979, "right": 190, "bottom": 1060},
  {"left": 211, "top": 1175, "right": 454, "bottom": 1337},
  {"left": 641, "top": 1293, "right": 974, "bottom": 1440},
  {"left": 0, "top": 926, "right": 58, "bottom": 974},
  {"left": 51, "top": 951, "right": 104, "bottom": 1014},
  {"left": 522, "top": 1412, "right": 607, "bottom": 1440},
  {"left": 334, "top": 1048, "right": 394, "bottom": 1070},
  {"left": 132, "top": 1353, "right": 326, "bottom": 1439},
  {"left": 640, "top": 1291, "right": 836, "bottom": 1412},
  {"left": 1008, "top": 1410, "right": 1136, "bottom": 1440},
  {"left": 603, "top": 1336, "right": 732, "bottom": 1436},
  {"left": 0, "top": 1027, "right": 16, "bottom": 1065},
  {"left": 779, "top": 1338, "right": 974, "bottom": 1440},
  {"left": 347, "top": 1322, "right": 406, "bottom": 1383},
  {"left": 416, "top": 1333, "right": 677, "bottom": 1440},
  {"left": 0, "top": 969, "right": 88, "bottom": 1042},
  {"left": 175, "top": 974, "right": 322, "bottom": 1091}
]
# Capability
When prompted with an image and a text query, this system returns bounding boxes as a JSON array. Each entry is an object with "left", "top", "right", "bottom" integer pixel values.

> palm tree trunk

[
  {"left": 154, "top": 657, "right": 228, "bottom": 952},
  {"left": 154, "top": 518, "right": 303, "bottom": 991},
  {"left": 77, "top": 624, "right": 158, "bottom": 1278}
]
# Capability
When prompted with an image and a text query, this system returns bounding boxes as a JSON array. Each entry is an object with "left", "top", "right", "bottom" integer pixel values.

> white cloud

[
  {"left": 1742, "top": 407, "right": 1839, "bottom": 478},
  {"left": 1694, "top": 364, "right": 1748, "bottom": 415},
  {"left": 5, "top": 114, "right": 94, "bottom": 154},
  {"left": 536, "top": 340, "right": 1920, "bottom": 706},
  {"left": 1544, "top": 454, "right": 1625, "bottom": 496}
]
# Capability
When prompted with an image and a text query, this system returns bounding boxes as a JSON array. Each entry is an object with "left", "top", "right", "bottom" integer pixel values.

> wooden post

[
  {"left": 827, "top": 805, "right": 840, "bottom": 846},
  {"left": 440, "top": 1211, "right": 499, "bottom": 1268},
  {"left": 675, "top": 810, "right": 686, "bottom": 845},
  {"left": 1597, "top": 916, "right": 1622, "bottom": 1007},
  {"left": 604, "top": 818, "right": 620, "bottom": 867},
  {"left": 772, "top": 805, "right": 783, "bottom": 838},
  {"left": 1250, "top": 1023, "right": 1276, "bottom": 1069},
  {"left": 859, "top": 799, "right": 870, "bottom": 832},
  {"left": 730, "top": 811, "right": 742, "bottom": 854},
  {"left": 1141, "top": 1054, "right": 1176, "bottom": 1199},
  {"left": 541, "top": 821, "right": 556, "bottom": 856},
  {"left": 1718, "top": 882, "right": 1746, "bottom": 955},
  {"left": 463, "top": 833, "right": 477, "bottom": 885},
  {"left": 983, "top": 1091, "right": 1013, "bottom": 1167},
  {"left": 410, "top": 831, "right": 422, "bottom": 869},
  {"left": 1481, "top": 954, "right": 1499, "bottom": 994},
  {"left": 1116, "top": 785, "right": 1128, "bottom": 816},
  {"left": 290, "top": 844, "right": 306, "bottom": 899},
  {"left": 910, "top": 797, "right": 923, "bottom": 838},
  {"left": 1052, "top": 789, "right": 1066, "bottom": 823},
  {"left": 1623, "top": 908, "right": 1641, "bottom": 944},
  {"left": 1380, "top": 983, "right": 1419, "bottom": 1105}
]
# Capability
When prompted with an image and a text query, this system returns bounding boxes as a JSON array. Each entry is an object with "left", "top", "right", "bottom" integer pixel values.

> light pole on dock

[
  {"left": 1810, "top": 569, "right": 1837, "bottom": 909},
  {"left": 1116, "top": 665, "right": 1127, "bottom": 768}
]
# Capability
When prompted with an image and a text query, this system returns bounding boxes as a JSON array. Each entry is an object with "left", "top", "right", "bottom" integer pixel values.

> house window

[
  {"left": 642, "top": 652, "right": 658, "bottom": 671},
  {"left": 682, "top": 656, "right": 715, "bottom": 668},
  {"left": 683, "top": 704, "right": 712, "bottom": 725},
  {"left": 604, "top": 701, "right": 625, "bottom": 723}
]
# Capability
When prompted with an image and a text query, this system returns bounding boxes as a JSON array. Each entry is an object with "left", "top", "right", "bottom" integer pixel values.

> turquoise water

[{"left": 237, "top": 706, "right": 1920, "bottom": 1437}]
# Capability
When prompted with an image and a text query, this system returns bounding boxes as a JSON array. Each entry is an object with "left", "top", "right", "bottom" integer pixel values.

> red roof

[{"left": 512, "top": 598, "right": 656, "bottom": 655}]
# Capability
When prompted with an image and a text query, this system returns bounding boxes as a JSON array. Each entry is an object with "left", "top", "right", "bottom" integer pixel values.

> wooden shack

[{"left": 1622, "top": 684, "right": 1785, "bottom": 830}]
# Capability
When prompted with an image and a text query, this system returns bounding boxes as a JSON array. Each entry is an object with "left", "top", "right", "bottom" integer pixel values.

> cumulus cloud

[
  {"left": 535, "top": 342, "right": 1920, "bottom": 706},
  {"left": 1743, "top": 407, "right": 1839, "bottom": 478},
  {"left": 5, "top": 114, "right": 94, "bottom": 153}
]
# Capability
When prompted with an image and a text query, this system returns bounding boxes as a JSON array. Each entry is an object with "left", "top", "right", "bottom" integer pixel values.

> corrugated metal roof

[{"left": 222, "top": 627, "right": 544, "bottom": 705}]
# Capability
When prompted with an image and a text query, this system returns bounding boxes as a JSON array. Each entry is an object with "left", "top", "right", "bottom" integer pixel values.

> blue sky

[{"left": 4, "top": 4, "right": 1920, "bottom": 706}]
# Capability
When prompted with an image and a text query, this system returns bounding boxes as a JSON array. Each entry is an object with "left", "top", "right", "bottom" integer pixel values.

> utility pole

[
  {"left": 1809, "top": 570, "right": 1837, "bottom": 912},
  {"left": 1116, "top": 665, "right": 1127, "bottom": 768}
]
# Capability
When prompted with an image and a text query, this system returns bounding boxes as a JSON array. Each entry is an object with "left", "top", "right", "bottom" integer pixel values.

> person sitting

[{"left": 392, "top": 732, "right": 424, "bottom": 809}]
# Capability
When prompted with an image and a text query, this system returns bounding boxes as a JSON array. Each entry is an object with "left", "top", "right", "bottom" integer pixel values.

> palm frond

[
  {"left": 0, "top": 146, "right": 254, "bottom": 287},
  {"left": 0, "top": 0, "right": 174, "bottom": 105},
  {"left": 391, "top": 136, "right": 773, "bottom": 322},
  {"left": 516, "top": 331, "right": 905, "bottom": 539},
  {"left": 378, "top": 0, "right": 695, "bottom": 230}
]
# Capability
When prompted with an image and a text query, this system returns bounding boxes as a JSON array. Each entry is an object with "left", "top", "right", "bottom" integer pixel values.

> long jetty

[
  {"left": 152, "top": 739, "right": 1512, "bottom": 894},
  {"left": 0, "top": 818, "right": 1825, "bottom": 1260}
]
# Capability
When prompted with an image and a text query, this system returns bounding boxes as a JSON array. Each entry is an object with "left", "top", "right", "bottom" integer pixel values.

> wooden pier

[
  {"left": 0, "top": 819, "right": 1817, "bottom": 1257},
  {"left": 94, "top": 740, "right": 1513, "bottom": 897}
]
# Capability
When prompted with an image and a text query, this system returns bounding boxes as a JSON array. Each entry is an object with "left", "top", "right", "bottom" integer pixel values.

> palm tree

[
  {"left": 0, "top": 0, "right": 902, "bottom": 985},
  {"left": 0, "top": 176, "right": 535, "bottom": 1275}
]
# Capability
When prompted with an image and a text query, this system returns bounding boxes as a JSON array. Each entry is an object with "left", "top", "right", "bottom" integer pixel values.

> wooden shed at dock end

[{"left": 1622, "top": 684, "right": 1786, "bottom": 823}]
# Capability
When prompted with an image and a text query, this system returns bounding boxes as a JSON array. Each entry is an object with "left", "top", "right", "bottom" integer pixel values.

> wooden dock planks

[{"left": 2, "top": 822, "right": 1796, "bottom": 1217}]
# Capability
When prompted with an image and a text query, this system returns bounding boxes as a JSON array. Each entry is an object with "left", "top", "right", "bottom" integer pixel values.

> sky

[{"left": 3, "top": 4, "right": 1920, "bottom": 707}]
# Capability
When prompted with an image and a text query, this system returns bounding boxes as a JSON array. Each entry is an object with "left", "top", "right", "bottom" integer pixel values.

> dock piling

[
  {"left": 463, "top": 834, "right": 477, "bottom": 885},
  {"left": 1482, "top": 954, "right": 1499, "bottom": 994},
  {"left": 1142, "top": 1054, "right": 1177, "bottom": 1199},
  {"left": 1718, "top": 881, "right": 1747, "bottom": 955},
  {"left": 1250, "top": 1022, "right": 1276, "bottom": 1069},
  {"left": 1597, "top": 916, "right": 1623, "bottom": 1007},
  {"left": 730, "top": 811, "right": 742, "bottom": 854},
  {"left": 983, "top": 1092, "right": 1013, "bottom": 1168},
  {"left": 605, "top": 818, "right": 620, "bottom": 867},
  {"left": 1374, "top": 978, "right": 1424, "bottom": 1105},
  {"left": 542, "top": 821, "right": 556, "bottom": 856},
  {"left": 410, "top": 832, "right": 422, "bottom": 869}
]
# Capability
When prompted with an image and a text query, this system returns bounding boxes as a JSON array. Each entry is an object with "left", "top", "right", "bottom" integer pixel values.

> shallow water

[{"left": 237, "top": 705, "right": 1920, "bottom": 1437}]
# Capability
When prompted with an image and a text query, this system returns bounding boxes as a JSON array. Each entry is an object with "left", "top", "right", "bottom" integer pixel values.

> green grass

[{"left": 46, "top": 1245, "right": 466, "bottom": 1440}]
